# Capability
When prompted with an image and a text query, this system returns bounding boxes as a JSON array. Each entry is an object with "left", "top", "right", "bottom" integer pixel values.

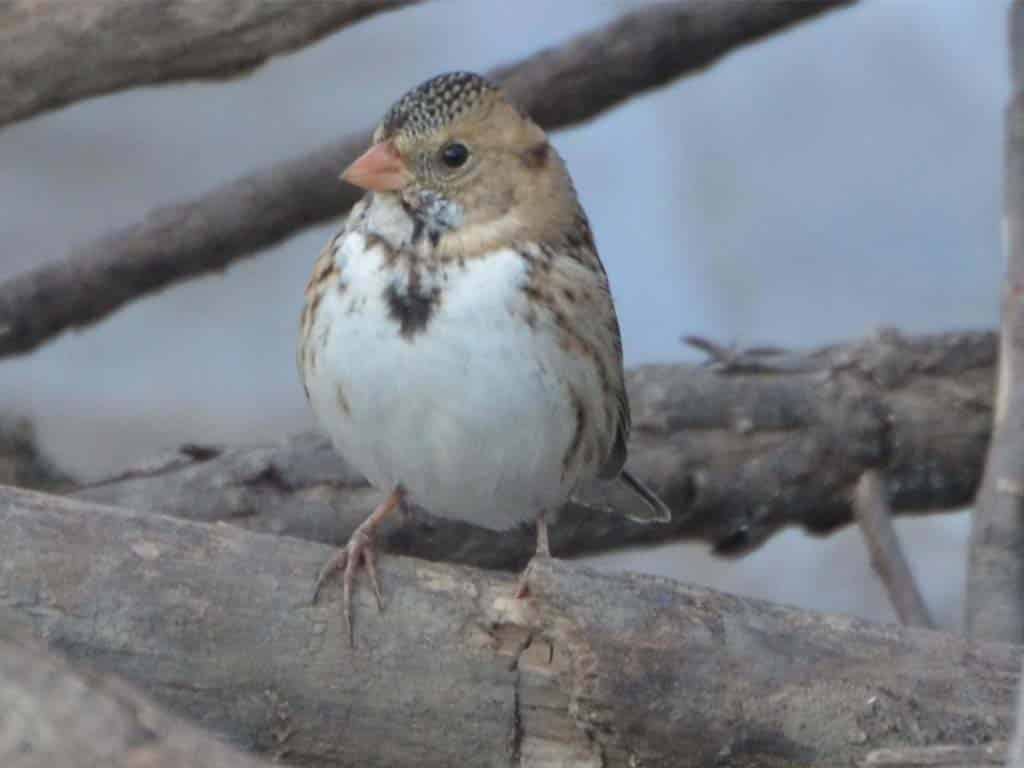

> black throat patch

[{"left": 384, "top": 269, "right": 442, "bottom": 339}]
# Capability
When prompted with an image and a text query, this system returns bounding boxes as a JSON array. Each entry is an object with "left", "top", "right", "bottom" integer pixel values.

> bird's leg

[
  {"left": 515, "top": 510, "right": 550, "bottom": 599},
  {"left": 311, "top": 485, "right": 405, "bottom": 646},
  {"left": 535, "top": 510, "right": 550, "bottom": 557}
]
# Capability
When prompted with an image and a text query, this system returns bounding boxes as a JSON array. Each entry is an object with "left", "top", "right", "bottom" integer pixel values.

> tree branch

[
  {"left": 0, "top": 0, "right": 421, "bottom": 130},
  {"left": 73, "top": 329, "right": 993, "bottom": 568},
  {"left": 968, "top": 0, "right": 1024, "bottom": 644},
  {"left": 0, "top": 0, "right": 857, "bottom": 359},
  {"left": 854, "top": 470, "right": 934, "bottom": 628},
  {"left": 0, "top": 636, "right": 274, "bottom": 768},
  {"left": 0, "top": 484, "right": 1014, "bottom": 768}
]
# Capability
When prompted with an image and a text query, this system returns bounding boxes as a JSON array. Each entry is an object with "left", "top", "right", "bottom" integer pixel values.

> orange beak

[{"left": 340, "top": 141, "right": 411, "bottom": 192}]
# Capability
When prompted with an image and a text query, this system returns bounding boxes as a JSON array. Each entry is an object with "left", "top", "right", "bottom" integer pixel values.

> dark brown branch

[
  {"left": 0, "top": 484, "right": 1015, "bottom": 768},
  {"left": 75, "top": 329, "right": 994, "bottom": 569},
  {"left": 0, "top": 0, "right": 857, "bottom": 359},
  {"left": 968, "top": 0, "right": 1024, "bottom": 644},
  {"left": 0, "top": 0, "right": 421, "bottom": 130},
  {"left": 854, "top": 470, "right": 934, "bottom": 628},
  {"left": 0, "top": 635, "right": 274, "bottom": 767}
]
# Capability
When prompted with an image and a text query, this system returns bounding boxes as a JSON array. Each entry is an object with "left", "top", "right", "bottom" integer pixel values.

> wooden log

[
  {"left": 0, "top": 485, "right": 1016, "bottom": 767},
  {"left": 0, "top": 634, "right": 274, "bottom": 767}
]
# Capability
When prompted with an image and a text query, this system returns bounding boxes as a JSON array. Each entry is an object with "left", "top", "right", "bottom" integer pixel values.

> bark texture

[
  {"left": 0, "top": 0, "right": 419, "bottom": 129},
  {"left": 75, "top": 330, "right": 994, "bottom": 567},
  {"left": 0, "top": 485, "right": 1015, "bottom": 768},
  {"left": 0, "top": 0, "right": 858, "bottom": 359},
  {"left": 968, "top": 0, "right": 1024, "bottom": 644},
  {"left": 0, "top": 636, "right": 273, "bottom": 768}
]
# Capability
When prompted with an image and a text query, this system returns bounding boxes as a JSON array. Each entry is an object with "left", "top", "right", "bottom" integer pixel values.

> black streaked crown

[{"left": 376, "top": 72, "right": 498, "bottom": 140}]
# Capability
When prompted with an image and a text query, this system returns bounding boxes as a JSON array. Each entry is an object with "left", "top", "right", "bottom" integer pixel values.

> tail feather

[{"left": 618, "top": 469, "right": 672, "bottom": 523}]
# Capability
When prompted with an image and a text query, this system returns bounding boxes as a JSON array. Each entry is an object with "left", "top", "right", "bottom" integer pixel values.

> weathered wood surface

[
  {"left": 0, "top": 635, "right": 273, "bottom": 768},
  {"left": 0, "top": 0, "right": 857, "bottom": 358},
  {"left": 75, "top": 330, "right": 994, "bottom": 567},
  {"left": 0, "top": 485, "right": 1015, "bottom": 767},
  {"left": 860, "top": 743, "right": 1006, "bottom": 767},
  {"left": 968, "top": 0, "right": 1024, "bottom": 645},
  {"left": 0, "top": 0, "right": 420, "bottom": 130}
]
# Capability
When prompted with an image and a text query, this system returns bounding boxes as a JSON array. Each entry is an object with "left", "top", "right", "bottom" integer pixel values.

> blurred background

[{"left": 0, "top": 0, "right": 1005, "bottom": 629}]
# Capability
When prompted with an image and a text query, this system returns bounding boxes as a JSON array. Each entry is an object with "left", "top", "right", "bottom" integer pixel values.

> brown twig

[
  {"left": 0, "top": 0, "right": 858, "bottom": 359},
  {"left": 853, "top": 470, "right": 934, "bottom": 628},
  {"left": 684, "top": 334, "right": 824, "bottom": 374}
]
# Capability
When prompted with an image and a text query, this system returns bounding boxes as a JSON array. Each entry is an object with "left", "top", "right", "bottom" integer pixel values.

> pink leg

[
  {"left": 515, "top": 511, "right": 550, "bottom": 599},
  {"left": 312, "top": 486, "right": 404, "bottom": 646}
]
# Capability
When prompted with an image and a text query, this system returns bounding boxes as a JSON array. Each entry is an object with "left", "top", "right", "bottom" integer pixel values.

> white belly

[{"left": 303, "top": 233, "right": 589, "bottom": 529}]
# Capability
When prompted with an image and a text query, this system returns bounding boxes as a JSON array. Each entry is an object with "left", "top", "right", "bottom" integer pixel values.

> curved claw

[
  {"left": 312, "top": 547, "right": 349, "bottom": 605},
  {"left": 309, "top": 487, "right": 404, "bottom": 647},
  {"left": 310, "top": 524, "right": 383, "bottom": 647}
]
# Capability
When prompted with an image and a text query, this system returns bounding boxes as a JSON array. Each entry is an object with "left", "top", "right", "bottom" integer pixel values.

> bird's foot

[
  {"left": 514, "top": 555, "right": 548, "bottom": 599},
  {"left": 311, "top": 521, "right": 383, "bottom": 647},
  {"left": 515, "top": 513, "right": 551, "bottom": 599},
  {"left": 310, "top": 487, "right": 403, "bottom": 647}
]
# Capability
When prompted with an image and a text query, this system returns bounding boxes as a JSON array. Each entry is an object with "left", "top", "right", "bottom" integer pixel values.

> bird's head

[{"left": 342, "top": 72, "right": 578, "bottom": 255}]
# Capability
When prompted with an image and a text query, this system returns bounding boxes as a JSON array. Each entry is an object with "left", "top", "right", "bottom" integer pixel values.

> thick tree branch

[
  {"left": 0, "top": 485, "right": 1015, "bottom": 768},
  {"left": 0, "top": 636, "right": 274, "bottom": 768},
  {"left": 0, "top": 0, "right": 857, "bottom": 359},
  {"left": 0, "top": 0, "right": 421, "bottom": 130},
  {"left": 968, "top": 0, "right": 1024, "bottom": 644},
  {"left": 74, "top": 329, "right": 993, "bottom": 568}
]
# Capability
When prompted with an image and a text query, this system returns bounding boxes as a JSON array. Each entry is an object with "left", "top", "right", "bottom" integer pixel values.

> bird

[{"left": 298, "top": 71, "right": 672, "bottom": 644}]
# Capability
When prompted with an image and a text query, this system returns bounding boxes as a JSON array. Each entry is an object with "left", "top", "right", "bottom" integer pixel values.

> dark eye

[{"left": 440, "top": 142, "right": 469, "bottom": 168}]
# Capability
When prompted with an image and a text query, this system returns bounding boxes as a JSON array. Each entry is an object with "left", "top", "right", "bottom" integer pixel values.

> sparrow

[{"left": 299, "top": 72, "right": 671, "bottom": 644}]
